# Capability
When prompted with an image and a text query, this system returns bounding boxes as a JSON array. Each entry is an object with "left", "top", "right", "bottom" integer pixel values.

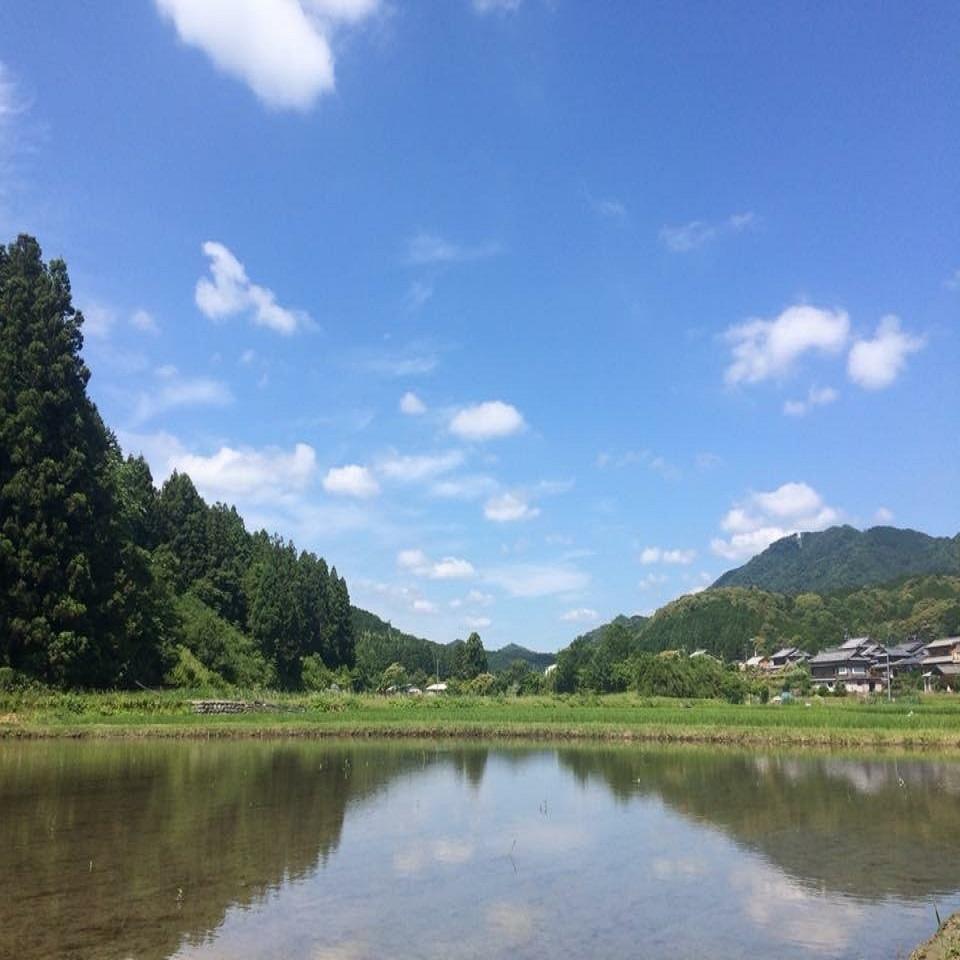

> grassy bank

[
  {"left": 4, "top": 690, "right": 960, "bottom": 747},
  {"left": 911, "top": 911, "right": 960, "bottom": 960}
]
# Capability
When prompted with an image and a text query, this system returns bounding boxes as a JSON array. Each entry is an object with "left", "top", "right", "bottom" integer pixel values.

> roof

[
  {"left": 932, "top": 664, "right": 960, "bottom": 677},
  {"left": 745, "top": 655, "right": 766, "bottom": 667},
  {"left": 925, "top": 637, "right": 960, "bottom": 651},
  {"left": 809, "top": 647, "right": 871, "bottom": 665},
  {"left": 840, "top": 636, "right": 872, "bottom": 649},
  {"left": 771, "top": 647, "right": 799, "bottom": 659}
]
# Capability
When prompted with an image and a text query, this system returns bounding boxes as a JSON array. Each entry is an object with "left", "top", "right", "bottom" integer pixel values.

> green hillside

[
  {"left": 712, "top": 525, "right": 960, "bottom": 594},
  {"left": 568, "top": 575, "right": 960, "bottom": 664},
  {"left": 351, "top": 607, "right": 554, "bottom": 677}
]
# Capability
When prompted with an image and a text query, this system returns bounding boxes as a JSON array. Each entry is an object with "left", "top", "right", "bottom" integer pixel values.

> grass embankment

[
  {"left": 4, "top": 690, "right": 960, "bottom": 747},
  {"left": 911, "top": 912, "right": 960, "bottom": 960}
]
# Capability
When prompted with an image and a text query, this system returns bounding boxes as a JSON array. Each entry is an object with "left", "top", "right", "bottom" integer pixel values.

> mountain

[
  {"left": 486, "top": 643, "right": 556, "bottom": 673},
  {"left": 712, "top": 525, "right": 960, "bottom": 594},
  {"left": 351, "top": 607, "right": 554, "bottom": 674},
  {"left": 566, "top": 576, "right": 960, "bottom": 663},
  {"left": 576, "top": 614, "right": 648, "bottom": 646}
]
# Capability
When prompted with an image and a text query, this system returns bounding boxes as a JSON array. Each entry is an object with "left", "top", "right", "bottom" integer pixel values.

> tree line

[{"left": 0, "top": 235, "right": 355, "bottom": 690}]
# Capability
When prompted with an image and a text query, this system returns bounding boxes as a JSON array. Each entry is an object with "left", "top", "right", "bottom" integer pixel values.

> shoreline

[{"left": 6, "top": 692, "right": 960, "bottom": 749}]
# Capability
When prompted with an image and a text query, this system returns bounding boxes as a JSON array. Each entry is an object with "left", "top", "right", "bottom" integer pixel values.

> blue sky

[{"left": 1, "top": 1, "right": 958, "bottom": 651}]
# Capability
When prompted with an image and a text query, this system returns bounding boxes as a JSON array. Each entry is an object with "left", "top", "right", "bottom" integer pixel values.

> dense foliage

[
  {"left": 712, "top": 524, "right": 960, "bottom": 594},
  {"left": 0, "top": 236, "right": 355, "bottom": 690}
]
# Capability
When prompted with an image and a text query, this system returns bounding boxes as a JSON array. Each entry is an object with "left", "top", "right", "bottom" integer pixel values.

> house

[
  {"left": 743, "top": 654, "right": 769, "bottom": 671},
  {"left": 770, "top": 647, "right": 809, "bottom": 671},
  {"left": 885, "top": 639, "right": 927, "bottom": 675},
  {"left": 425, "top": 682, "right": 448, "bottom": 694},
  {"left": 922, "top": 637, "right": 960, "bottom": 693},
  {"left": 808, "top": 642, "right": 886, "bottom": 695}
]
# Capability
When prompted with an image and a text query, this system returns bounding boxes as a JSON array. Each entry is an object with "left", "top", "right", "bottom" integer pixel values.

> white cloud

[
  {"left": 398, "top": 549, "right": 475, "bottom": 580},
  {"left": 847, "top": 315, "right": 924, "bottom": 390},
  {"left": 450, "top": 401, "right": 526, "bottom": 440},
  {"left": 323, "top": 464, "right": 380, "bottom": 498},
  {"left": 464, "top": 616, "right": 492, "bottom": 629},
  {"left": 130, "top": 308, "right": 159, "bottom": 334},
  {"left": 944, "top": 269, "right": 960, "bottom": 291},
  {"left": 874, "top": 506, "right": 894, "bottom": 524},
  {"left": 0, "top": 62, "right": 20, "bottom": 126},
  {"left": 638, "top": 573, "right": 668, "bottom": 590},
  {"left": 473, "top": 0, "right": 522, "bottom": 11},
  {"left": 484, "top": 492, "right": 540, "bottom": 523},
  {"left": 431, "top": 557, "right": 476, "bottom": 579},
  {"left": 783, "top": 385, "right": 838, "bottom": 417},
  {"left": 640, "top": 547, "right": 696, "bottom": 565},
  {"left": 659, "top": 211, "right": 755, "bottom": 252},
  {"left": 711, "top": 482, "right": 841, "bottom": 561},
  {"left": 169, "top": 442, "right": 316, "bottom": 503},
  {"left": 431, "top": 474, "right": 498, "bottom": 500},
  {"left": 378, "top": 450, "right": 463, "bottom": 482},
  {"left": 413, "top": 598, "right": 438, "bottom": 614},
  {"left": 82, "top": 303, "right": 116, "bottom": 339},
  {"left": 154, "top": 0, "right": 379, "bottom": 110},
  {"left": 195, "top": 241, "right": 308, "bottom": 334},
  {"left": 132, "top": 371, "right": 233, "bottom": 423},
  {"left": 406, "top": 231, "right": 501, "bottom": 265},
  {"left": 724, "top": 305, "right": 850, "bottom": 385},
  {"left": 560, "top": 607, "right": 600, "bottom": 623},
  {"left": 362, "top": 343, "right": 438, "bottom": 377},
  {"left": 399, "top": 391, "right": 426, "bottom": 415},
  {"left": 486, "top": 564, "right": 589, "bottom": 598}
]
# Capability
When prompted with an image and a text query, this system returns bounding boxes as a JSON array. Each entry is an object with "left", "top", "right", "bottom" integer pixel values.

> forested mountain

[
  {"left": 712, "top": 525, "right": 960, "bottom": 594},
  {"left": 351, "top": 607, "right": 554, "bottom": 679},
  {"left": 564, "top": 576, "right": 960, "bottom": 670},
  {"left": 0, "top": 235, "right": 354, "bottom": 690}
]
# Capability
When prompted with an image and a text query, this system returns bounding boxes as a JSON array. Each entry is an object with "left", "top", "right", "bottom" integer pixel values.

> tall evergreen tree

[{"left": 0, "top": 236, "right": 136, "bottom": 685}]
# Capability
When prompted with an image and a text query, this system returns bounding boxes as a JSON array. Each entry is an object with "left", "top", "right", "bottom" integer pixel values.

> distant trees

[{"left": 0, "top": 235, "right": 356, "bottom": 690}]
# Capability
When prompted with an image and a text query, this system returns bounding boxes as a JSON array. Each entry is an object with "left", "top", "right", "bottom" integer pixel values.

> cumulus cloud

[
  {"left": 783, "top": 385, "right": 838, "bottom": 417},
  {"left": 406, "top": 231, "right": 501, "bottom": 265},
  {"left": 399, "top": 391, "right": 426, "bottom": 415},
  {"left": 874, "top": 506, "right": 895, "bottom": 524},
  {"left": 724, "top": 305, "right": 850, "bottom": 385},
  {"left": 659, "top": 211, "right": 755, "bottom": 252},
  {"left": 323, "top": 464, "right": 380, "bottom": 498},
  {"left": 413, "top": 598, "right": 438, "bottom": 614},
  {"left": 560, "top": 607, "right": 600, "bottom": 623},
  {"left": 847, "top": 315, "right": 924, "bottom": 390},
  {"left": 639, "top": 547, "right": 696, "bottom": 565},
  {"left": 711, "top": 482, "right": 841, "bottom": 561},
  {"left": 486, "top": 564, "right": 589, "bottom": 598},
  {"left": 398, "top": 549, "right": 475, "bottom": 579},
  {"left": 195, "top": 241, "right": 308, "bottom": 334},
  {"left": 450, "top": 401, "right": 526, "bottom": 440},
  {"left": 946, "top": 269, "right": 960, "bottom": 291},
  {"left": 169, "top": 442, "right": 316, "bottom": 502},
  {"left": 361, "top": 342, "right": 439, "bottom": 377},
  {"left": 484, "top": 492, "right": 540, "bottom": 523},
  {"left": 377, "top": 450, "right": 464, "bottom": 483},
  {"left": 154, "top": 0, "right": 379, "bottom": 110}
]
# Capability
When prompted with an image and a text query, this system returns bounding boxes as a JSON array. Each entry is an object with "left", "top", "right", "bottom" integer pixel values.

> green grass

[{"left": 4, "top": 690, "right": 960, "bottom": 747}]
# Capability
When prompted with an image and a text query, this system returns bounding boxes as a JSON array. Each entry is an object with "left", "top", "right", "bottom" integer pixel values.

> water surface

[{"left": 2, "top": 740, "right": 959, "bottom": 959}]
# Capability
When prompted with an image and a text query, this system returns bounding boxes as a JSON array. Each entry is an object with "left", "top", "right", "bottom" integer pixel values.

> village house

[
  {"left": 769, "top": 647, "right": 809, "bottom": 671},
  {"left": 808, "top": 640, "right": 887, "bottom": 695},
  {"left": 922, "top": 637, "right": 960, "bottom": 693},
  {"left": 885, "top": 639, "right": 927, "bottom": 675}
]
